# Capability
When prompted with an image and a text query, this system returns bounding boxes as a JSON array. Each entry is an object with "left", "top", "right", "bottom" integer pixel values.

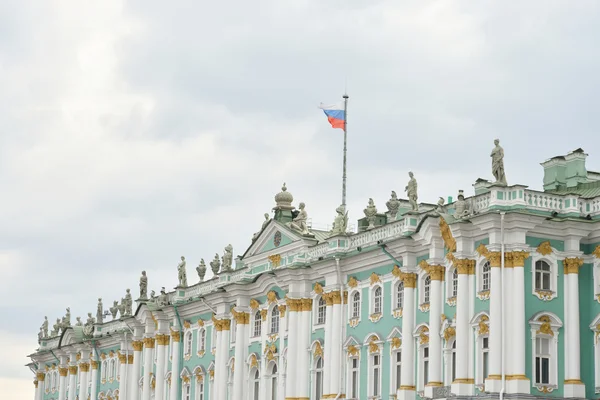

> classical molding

[
  {"left": 564, "top": 257, "right": 584, "bottom": 274},
  {"left": 132, "top": 340, "right": 144, "bottom": 351},
  {"left": 143, "top": 337, "right": 155, "bottom": 349}
]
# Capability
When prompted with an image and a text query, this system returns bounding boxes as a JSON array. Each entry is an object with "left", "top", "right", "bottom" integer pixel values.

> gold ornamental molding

[
  {"left": 330, "top": 291, "right": 342, "bottom": 305},
  {"left": 323, "top": 293, "right": 334, "bottom": 307},
  {"left": 79, "top": 363, "right": 90, "bottom": 372},
  {"left": 593, "top": 245, "right": 600, "bottom": 258},
  {"left": 143, "top": 337, "right": 155, "bottom": 349},
  {"left": 401, "top": 272, "right": 417, "bottom": 288},
  {"left": 278, "top": 305, "right": 287, "bottom": 318},
  {"left": 439, "top": 218, "right": 457, "bottom": 253},
  {"left": 249, "top": 354, "right": 258, "bottom": 369},
  {"left": 537, "top": 241, "right": 553, "bottom": 256},
  {"left": 313, "top": 282, "right": 324, "bottom": 294},
  {"left": 511, "top": 251, "right": 530, "bottom": 267},
  {"left": 127, "top": 355, "right": 134, "bottom": 364},
  {"left": 170, "top": 330, "right": 181, "bottom": 343},
  {"left": 368, "top": 336, "right": 380, "bottom": 354},
  {"left": 260, "top": 309, "right": 268, "bottom": 321},
  {"left": 478, "top": 315, "right": 490, "bottom": 336},
  {"left": 156, "top": 334, "right": 170, "bottom": 346},
  {"left": 418, "top": 326, "right": 430, "bottom": 345},
  {"left": 250, "top": 299, "right": 260, "bottom": 310},
  {"left": 268, "top": 254, "right": 281, "bottom": 268},
  {"left": 443, "top": 326, "right": 456, "bottom": 341},
  {"left": 183, "top": 320, "right": 191, "bottom": 329},
  {"left": 36, "top": 372, "right": 45, "bottom": 381},
  {"left": 536, "top": 316, "right": 554, "bottom": 336},
  {"left": 392, "top": 265, "right": 402, "bottom": 279},
  {"left": 476, "top": 243, "right": 490, "bottom": 258},
  {"left": 313, "top": 341, "right": 323, "bottom": 358},
  {"left": 286, "top": 298, "right": 301, "bottom": 312},
  {"left": 118, "top": 353, "right": 127, "bottom": 364},
  {"left": 430, "top": 265, "right": 445, "bottom": 281},
  {"left": 197, "top": 319, "right": 205, "bottom": 327},
  {"left": 369, "top": 272, "right": 381, "bottom": 286},
  {"left": 564, "top": 257, "right": 584, "bottom": 274},
  {"left": 267, "top": 290, "right": 278, "bottom": 304},
  {"left": 232, "top": 309, "right": 250, "bottom": 325},
  {"left": 454, "top": 258, "right": 475, "bottom": 275},
  {"left": 132, "top": 341, "right": 144, "bottom": 351},
  {"left": 347, "top": 345, "right": 360, "bottom": 357},
  {"left": 69, "top": 366, "right": 78, "bottom": 375},
  {"left": 300, "top": 298, "right": 313, "bottom": 311},
  {"left": 59, "top": 367, "right": 68, "bottom": 377},
  {"left": 347, "top": 276, "right": 358, "bottom": 288}
]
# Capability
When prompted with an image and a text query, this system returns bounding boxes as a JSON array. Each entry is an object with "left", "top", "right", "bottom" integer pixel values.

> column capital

[
  {"left": 143, "top": 337, "right": 155, "bottom": 348},
  {"left": 118, "top": 353, "right": 127, "bottom": 364},
  {"left": 79, "top": 362, "right": 90, "bottom": 372},
  {"left": 170, "top": 330, "right": 181, "bottom": 342},
  {"left": 510, "top": 251, "right": 530, "bottom": 267},
  {"left": 429, "top": 265, "right": 445, "bottom": 281},
  {"left": 36, "top": 372, "right": 46, "bottom": 381},
  {"left": 232, "top": 310, "right": 250, "bottom": 325},
  {"left": 156, "top": 333, "right": 171, "bottom": 345},
  {"left": 132, "top": 340, "right": 144, "bottom": 351},
  {"left": 69, "top": 366, "right": 78, "bottom": 375},
  {"left": 90, "top": 361, "right": 98, "bottom": 370},
  {"left": 330, "top": 291, "right": 342, "bottom": 305},
  {"left": 401, "top": 272, "right": 417, "bottom": 288},
  {"left": 454, "top": 258, "right": 475, "bottom": 274},
  {"left": 128, "top": 354, "right": 134, "bottom": 364},
  {"left": 59, "top": 367, "right": 69, "bottom": 376},
  {"left": 564, "top": 257, "right": 584, "bottom": 274},
  {"left": 286, "top": 298, "right": 302, "bottom": 311},
  {"left": 324, "top": 292, "right": 334, "bottom": 306},
  {"left": 278, "top": 305, "right": 287, "bottom": 317},
  {"left": 301, "top": 298, "right": 313, "bottom": 311}
]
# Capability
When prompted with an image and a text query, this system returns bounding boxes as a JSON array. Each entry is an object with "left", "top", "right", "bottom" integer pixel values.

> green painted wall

[{"left": 260, "top": 231, "right": 293, "bottom": 253}]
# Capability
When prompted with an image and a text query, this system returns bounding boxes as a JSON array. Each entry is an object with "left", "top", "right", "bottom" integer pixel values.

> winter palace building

[{"left": 28, "top": 147, "right": 600, "bottom": 400}]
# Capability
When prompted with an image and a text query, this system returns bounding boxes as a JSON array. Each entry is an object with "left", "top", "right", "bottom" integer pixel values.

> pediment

[{"left": 242, "top": 220, "right": 312, "bottom": 260}]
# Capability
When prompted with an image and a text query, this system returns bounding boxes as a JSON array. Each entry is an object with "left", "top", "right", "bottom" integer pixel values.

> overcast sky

[{"left": 2, "top": 1, "right": 600, "bottom": 397}]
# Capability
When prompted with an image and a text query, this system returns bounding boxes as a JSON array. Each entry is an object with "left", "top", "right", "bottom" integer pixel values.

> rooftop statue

[
  {"left": 331, "top": 204, "right": 349, "bottom": 235},
  {"left": 196, "top": 259, "right": 207, "bottom": 282},
  {"left": 96, "top": 298, "right": 103, "bottom": 324},
  {"left": 139, "top": 271, "right": 148, "bottom": 299},
  {"left": 38, "top": 327, "right": 44, "bottom": 341},
  {"left": 83, "top": 313, "right": 95, "bottom": 337},
  {"left": 124, "top": 289, "right": 133, "bottom": 316},
  {"left": 51, "top": 318, "right": 60, "bottom": 337},
  {"left": 157, "top": 287, "right": 169, "bottom": 307},
  {"left": 117, "top": 299, "right": 126, "bottom": 318},
  {"left": 252, "top": 213, "right": 271, "bottom": 241},
  {"left": 177, "top": 256, "right": 188, "bottom": 287},
  {"left": 110, "top": 301, "right": 119, "bottom": 320},
  {"left": 364, "top": 198, "right": 378, "bottom": 230},
  {"left": 61, "top": 307, "right": 71, "bottom": 332},
  {"left": 75, "top": 317, "right": 83, "bottom": 327},
  {"left": 222, "top": 244, "right": 233, "bottom": 273},
  {"left": 289, "top": 202, "right": 310, "bottom": 235},
  {"left": 491, "top": 139, "right": 507, "bottom": 186},
  {"left": 386, "top": 191, "right": 401, "bottom": 220},
  {"left": 435, "top": 197, "right": 446, "bottom": 214},
  {"left": 41, "top": 316, "right": 49, "bottom": 339},
  {"left": 149, "top": 290, "right": 156, "bottom": 303},
  {"left": 210, "top": 254, "right": 221, "bottom": 275},
  {"left": 405, "top": 172, "right": 419, "bottom": 211},
  {"left": 454, "top": 190, "right": 471, "bottom": 219}
]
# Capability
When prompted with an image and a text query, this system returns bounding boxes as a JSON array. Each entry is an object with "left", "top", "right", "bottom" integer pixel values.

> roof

[
  {"left": 548, "top": 181, "right": 600, "bottom": 198},
  {"left": 311, "top": 229, "right": 331, "bottom": 242}
]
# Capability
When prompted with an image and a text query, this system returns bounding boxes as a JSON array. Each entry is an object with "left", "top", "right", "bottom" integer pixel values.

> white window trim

[
  {"left": 248, "top": 366, "right": 260, "bottom": 400},
  {"left": 363, "top": 335, "right": 383, "bottom": 399},
  {"left": 593, "top": 259, "right": 600, "bottom": 303},
  {"left": 269, "top": 304, "right": 280, "bottom": 335},
  {"left": 348, "top": 289, "right": 362, "bottom": 327},
  {"left": 418, "top": 272, "right": 431, "bottom": 312},
  {"left": 392, "top": 279, "right": 404, "bottom": 319},
  {"left": 313, "top": 295, "right": 326, "bottom": 328},
  {"left": 250, "top": 310, "right": 262, "bottom": 342},
  {"left": 445, "top": 266, "right": 458, "bottom": 305},
  {"left": 197, "top": 328, "right": 206, "bottom": 357},
  {"left": 194, "top": 375, "right": 205, "bottom": 400},
  {"left": 529, "top": 312, "right": 562, "bottom": 391},
  {"left": 470, "top": 312, "right": 490, "bottom": 389},
  {"left": 311, "top": 355, "right": 324, "bottom": 400},
  {"left": 530, "top": 251, "right": 558, "bottom": 301},
  {"left": 346, "top": 353, "right": 361, "bottom": 400},
  {"left": 230, "top": 318, "right": 237, "bottom": 345},
  {"left": 413, "top": 324, "right": 430, "bottom": 392},
  {"left": 389, "top": 346, "right": 402, "bottom": 396},
  {"left": 369, "top": 284, "right": 383, "bottom": 323},
  {"left": 184, "top": 331, "right": 193, "bottom": 359}
]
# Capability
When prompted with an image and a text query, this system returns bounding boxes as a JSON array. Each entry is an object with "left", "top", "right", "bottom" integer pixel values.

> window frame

[
  {"left": 392, "top": 280, "right": 404, "bottom": 318},
  {"left": 313, "top": 356, "right": 324, "bottom": 400},
  {"left": 184, "top": 331, "right": 193, "bottom": 358},
  {"left": 315, "top": 296, "right": 326, "bottom": 326},
  {"left": 252, "top": 310, "right": 262, "bottom": 339},
  {"left": 530, "top": 252, "right": 558, "bottom": 301},
  {"left": 369, "top": 285, "right": 383, "bottom": 323},
  {"left": 197, "top": 328, "right": 206, "bottom": 356},
  {"left": 270, "top": 305, "right": 280, "bottom": 335},
  {"left": 529, "top": 312, "right": 562, "bottom": 391}
]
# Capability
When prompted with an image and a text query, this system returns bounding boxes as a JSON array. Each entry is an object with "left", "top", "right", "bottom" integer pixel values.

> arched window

[
  {"left": 269, "top": 363, "right": 278, "bottom": 400},
  {"left": 424, "top": 276, "right": 431, "bottom": 303},
  {"left": 314, "top": 357, "right": 324, "bottom": 399},
  {"left": 395, "top": 281, "right": 404, "bottom": 310},
  {"left": 373, "top": 286, "right": 382, "bottom": 314},
  {"left": 195, "top": 375, "right": 205, "bottom": 400},
  {"left": 183, "top": 380, "right": 191, "bottom": 400},
  {"left": 198, "top": 328, "right": 206, "bottom": 353},
  {"left": 101, "top": 360, "right": 107, "bottom": 381},
  {"left": 451, "top": 269, "right": 458, "bottom": 297},
  {"left": 352, "top": 292, "right": 361, "bottom": 318},
  {"left": 535, "top": 261, "right": 551, "bottom": 291},
  {"left": 370, "top": 353, "right": 381, "bottom": 397},
  {"left": 392, "top": 350, "right": 402, "bottom": 393},
  {"left": 184, "top": 331, "right": 193, "bottom": 357},
  {"left": 270, "top": 307, "right": 280, "bottom": 334},
  {"left": 253, "top": 311, "right": 262, "bottom": 337},
  {"left": 316, "top": 297, "right": 326, "bottom": 325},
  {"left": 251, "top": 369, "right": 260, "bottom": 400},
  {"left": 481, "top": 262, "right": 491, "bottom": 291},
  {"left": 349, "top": 357, "right": 359, "bottom": 398}
]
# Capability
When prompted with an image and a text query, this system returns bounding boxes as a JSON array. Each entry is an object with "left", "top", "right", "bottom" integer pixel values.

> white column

[
  {"left": 398, "top": 273, "right": 416, "bottom": 400},
  {"left": 168, "top": 332, "right": 181, "bottom": 400},
  {"left": 67, "top": 365, "right": 78, "bottom": 400},
  {"left": 233, "top": 312, "right": 248, "bottom": 400},
  {"left": 142, "top": 338, "right": 155, "bottom": 400},
  {"left": 260, "top": 311, "right": 268, "bottom": 400},
  {"left": 130, "top": 340, "right": 143, "bottom": 400},
  {"left": 154, "top": 335, "right": 168, "bottom": 400},
  {"left": 58, "top": 367, "right": 68, "bottom": 400},
  {"left": 322, "top": 294, "right": 333, "bottom": 398},
  {"left": 563, "top": 257, "right": 586, "bottom": 398},
  {"left": 425, "top": 267, "right": 444, "bottom": 397},
  {"left": 451, "top": 259, "right": 473, "bottom": 396},
  {"left": 507, "top": 252, "right": 530, "bottom": 394},
  {"left": 285, "top": 300, "right": 298, "bottom": 398},
  {"left": 35, "top": 372, "right": 44, "bottom": 400},
  {"left": 468, "top": 270, "right": 475, "bottom": 384},
  {"left": 117, "top": 353, "right": 128, "bottom": 400},
  {"left": 33, "top": 378, "right": 40, "bottom": 400},
  {"left": 485, "top": 253, "right": 502, "bottom": 392},
  {"left": 296, "top": 298, "right": 311, "bottom": 399},
  {"left": 216, "top": 319, "right": 231, "bottom": 400},
  {"left": 329, "top": 292, "right": 342, "bottom": 397},
  {"left": 80, "top": 362, "right": 90, "bottom": 400},
  {"left": 90, "top": 361, "right": 99, "bottom": 400}
]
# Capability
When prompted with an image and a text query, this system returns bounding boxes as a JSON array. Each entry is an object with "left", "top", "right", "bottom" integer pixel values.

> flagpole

[{"left": 342, "top": 93, "right": 349, "bottom": 207}]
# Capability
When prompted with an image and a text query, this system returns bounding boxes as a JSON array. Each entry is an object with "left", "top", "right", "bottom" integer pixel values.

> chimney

[{"left": 541, "top": 148, "right": 588, "bottom": 191}]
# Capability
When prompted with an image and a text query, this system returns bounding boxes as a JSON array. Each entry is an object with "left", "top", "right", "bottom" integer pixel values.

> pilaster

[
  {"left": 397, "top": 272, "right": 416, "bottom": 400},
  {"left": 232, "top": 310, "right": 249, "bottom": 400},
  {"left": 155, "top": 334, "right": 170, "bottom": 400},
  {"left": 285, "top": 298, "right": 300, "bottom": 399},
  {"left": 142, "top": 337, "right": 155, "bottom": 400},
  {"left": 563, "top": 257, "right": 586, "bottom": 398},
  {"left": 90, "top": 360, "right": 99, "bottom": 400},
  {"left": 507, "top": 251, "right": 530, "bottom": 394},
  {"left": 451, "top": 258, "right": 474, "bottom": 396},
  {"left": 424, "top": 265, "right": 444, "bottom": 398},
  {"left": 485, "top": 252, "right": 502, "bottom": 393}
]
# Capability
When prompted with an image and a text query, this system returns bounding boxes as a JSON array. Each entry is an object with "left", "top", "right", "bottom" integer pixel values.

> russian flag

[{"left": 319, "top": 102, "right": 345, "bottom": 130}]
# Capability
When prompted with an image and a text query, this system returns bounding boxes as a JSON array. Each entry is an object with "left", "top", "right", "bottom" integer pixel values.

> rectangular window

[
  {"left": 253, "top": 313, "right": 261, "bottom": 337},
  {"left": 394, "top": 351, "right": 402, "bottom": 391},
  {"left": 423, "top": 347, "right": 429, "bottom": 385},
  {"left": 351, "top": 358, "right": 358, "bottom": 399},
  {"left": 535, "top": 337, "right": 550, "bottom": 384},
  {"left": 372, "top": 354, "right": 380, "bottom": 396},
  {"left": 482, "top": 337, "right": 489, "bottom": 379}
]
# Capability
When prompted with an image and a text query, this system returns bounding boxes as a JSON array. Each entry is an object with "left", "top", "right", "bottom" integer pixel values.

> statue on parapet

[
  {"left": 197, "top": 259, "right": 207, "bottom": 282},
  {"left": 210, "top": 254, "right": 220, "bottom": 275},
  {"left": 386, "top": 191, "right": 401, "bottom": 219},
  {"left": 364, "top": 198, "right": 378, "bottom": 230},
  {"left": 454, "top": 190, "right": 471, "bottom": 219},
  {"left": 96, "top": 298, "right": 103, "bottom": 324},
  {"left": 252, "top": 213, "right": 271, "bottom": 241},
  {"left": 289, "top": 202, "right": 310, "bottom": 235},
  {"left": 330, "top": 204, "right": 349, "bottom": 235},
  {"left": 110, "top": 301, "right": 119, "bottom": 320},
  {"left": 491, "top": 139, "right": 507, "bottom": 186},
  {"left": 51, "top": 318, "right": 60, "bottom": 336},
  {"left": 405, "top": 172, "right": 418, "bottom": 211},
  {"left": 83, "top": 313, "right": 95, "bottom": 337},
  {"left": 222, "top": 244, "right": 233, "bottom": 273},
  {"left": 139, "top": 271, "right": 148, "bottom": 299},
  {"left": 177, "top": 256, "right": 188, "bottom": 287},
  {"left": 40, "top": 316, "right": 49, "bottom": 339},
  {"left": 124, "top": 289, "right": 133, "bottom": 316},
  {"left": 157, "top": 287, "right": 169, "bottom": 307},
  {"left": 75, "top": 317, "right": 83, "bottom": 327}
]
